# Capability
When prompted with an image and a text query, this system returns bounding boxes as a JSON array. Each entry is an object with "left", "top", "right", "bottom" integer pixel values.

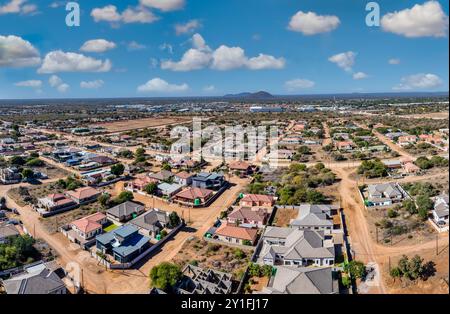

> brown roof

[
  {"left": 175, "top": 171, "right": 193, "bottom": 179},
  {"left": 240, "top": 194, "right": 274, "bottom": 204},
  {"left": 215, "top": 223, "right": 258, "bottom": 241},
  {"left": 47, "top": 194, "right": 75, "bottom": 206},
  {"left": 66, "top": 187, "right": 100, "bottom": 200},
  {"left": 72, "top": 212, "right": 106, "bottom": 233},
  {"left": 175, "top": 187, "right": 213, "bottom": 200},
  {"left": 228, "top": 161, "right": 251, "bottom": 171},
  {"left": 228, "top": 207, "right": 268, "bottom": 223}
]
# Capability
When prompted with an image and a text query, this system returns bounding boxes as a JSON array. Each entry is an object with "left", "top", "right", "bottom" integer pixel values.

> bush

[{"left": 149, "top": 262, "right": 182, "bottom": 291}]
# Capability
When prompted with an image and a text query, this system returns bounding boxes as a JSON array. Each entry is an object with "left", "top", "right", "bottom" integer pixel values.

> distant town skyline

[{"left": 0, "top": 0, "right": 449, "bottom": 99}]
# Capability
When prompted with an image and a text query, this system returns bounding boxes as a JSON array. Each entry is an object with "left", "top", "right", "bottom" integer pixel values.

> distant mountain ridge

[{"left": 223, "top": 91, "right": 275, "bottom": 99}]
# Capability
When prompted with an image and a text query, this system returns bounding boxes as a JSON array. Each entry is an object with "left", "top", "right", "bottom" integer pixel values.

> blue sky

[{"left": 0, "top": 0, "right": 448, "bottom": 99}]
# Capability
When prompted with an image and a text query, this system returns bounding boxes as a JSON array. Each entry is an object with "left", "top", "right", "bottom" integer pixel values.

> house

[
  {"left": 129, "top": 209, "right": 170, "bottom": 239},
  {"left": 398, "top": 135, "right": 417, "bottom": 146},
  {"left": 1, "top": 261, "right": 67, "bottom": 294},
  {"left": 106, "top": 201, "right": 145, "bottom": 223},
  {"left": 336, "top": 141, "right": 354, "bottom": 151},
  {"left": 173, "top": 171, "right": 194, "bottom": 186},
  {"left": 96, "top": 225, "right": 150, "bottom": 263},
  {"left": 148, "top": 170, "right": 174, "bottom": 182},
  {"left": 227, "top": 207, "right": 269, "bottom": 228},
  {"left": 157, "top": 182, "right": 183, "bottom": 197},
  {"left": 259, "top": 266, "right": 338, "bottom": 294},
  {"left": 332, "top": 132, "right": 350, "bottom": 140},
  {"left": 69, "top": 212, "right": 107, "bottom": 245},
  {"left": 191, "top": 172, "right": 225, "bottom": 190},
  {"left": 37, "top": 193, "right": 77, "bottom": 213},
  {"left": 259, "top": 227, "right": 335, "bottom": 267},
  {"left": 382, "top": 159, "right": 402, "bottom": 170},
  {"left": 367, "top": 183, "right": 405, "bottom": 207},
  {"left": 289, "top": 204, "right": 339, "bottom": 234},
  {"left": 0, "top": 167, "right": 22, "bottom": 184},
  {"left": 88, "top": 155, "right": 117, "bottom": 166},
  {"left": 0, "top": 224, "right": 20, "bottom": 244},
  {"left": 228, "top": 161, "right": 253, "bottom": 177},
  {"left": 65, "top": 186, "right": 101, "bottom": 205},
  {"left": 403, "top": 162, "right": 420, "bottom": 174},
  {"left": 432, "top": 195, "right": 449, "bottom": 226},
  {"left": 214, "top": 222, "right": 258, "bottom": 245},
  {"left": 174, "top": 187, "right": 214, "bottom": 206},
  {"left": 128, "top": 176, "right": 158, "bottom": 191},
  {"left": 240, "top": 194, "right": 275, "bottom": 207},
  {"left": 174, "top": 265, "right": 233, "bottom": 294}
]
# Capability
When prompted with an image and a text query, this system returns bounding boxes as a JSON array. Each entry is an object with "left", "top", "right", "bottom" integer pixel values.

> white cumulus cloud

[
  {"left": 38, "top": 51, "right": 112, "bottom": 73},
  {"left": 139, "top": 0, "right": 184, "bottom": 12},
  {"left": 14, "top": 79, "right": 42, "bottom": 88},
  {"left": 0, "top": 35, "right": 41, "bottom": 67},
  {"left": 288, "top": 11, "right": 340, "bottom": 35},
  {"left": 328, "top": 51, "right": 356, "bottom": 72},
  {"left": 285, "top": 78, "right": 315, "bottom": 91},
  {"left": 381, "top": 1, "right": 449, "bottom": 38},
  {"left": 80, "top": 79, "right": 104, "bottom": 89},
  {"left": 353, "top": 72, "right": 368, "bottom": 80},
  {"left": 0, "top": 0, "right": 37, "bottom": 15},
  {"left": 137, "top": 78, "right": 188, "bottom": 93},
  {"left": 388, "top": 58, "right": 401, "bottom": 65},
  {"left": 127, "top": 41, "right": 146, "bottom": 51},
  {"left": 80, "top": 39, "right": 116, "bottom": 53},
  {"left": 48, "top": 75, "right": 69, "bottom": 93},
  {"left": 161, "top": 33, "right": 285, "bottom": 72},
  {"left": 393, "top": 73, "right": 443, "bottom": 90},
  {"left": 175, "top": 19, "right": 202, "bottom": 35},
  {"left": 91, "top": 5, "right": 158, "bottom": 25}
]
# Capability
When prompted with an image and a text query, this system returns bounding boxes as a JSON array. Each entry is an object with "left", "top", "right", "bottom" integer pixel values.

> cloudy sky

[{"left": 0, "top": 0, "right": 448, "bottom": 99}]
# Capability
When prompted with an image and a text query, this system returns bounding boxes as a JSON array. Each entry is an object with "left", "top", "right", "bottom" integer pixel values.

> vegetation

[
  {"left": 357, "top": 159, "right": 388, "bottom": 178},
  {"left": 344, "top": 260, "right": 366, "bottom": 280},
  {"left": 149, "top": 262, "right": 182, "bottom": 291},
  {"left": 110, "top": 163, "right": 125, "bottom": 176},
  {"left": 0, "top": 235, "right": 38, "bottom": 271},
  {"left": 414, "top": 156, "right": 448, "bottom": 170},
  {"left": 389, "top": 255, "right": 435, "bottom": 281}
]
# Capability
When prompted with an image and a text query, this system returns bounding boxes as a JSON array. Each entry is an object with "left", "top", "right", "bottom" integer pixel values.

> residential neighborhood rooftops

[
  {"left": 106, "top": 201, "right": 145, "bottom": 219},
  {"left": 215, "top": 223, "right": 258, "bottom": 242},
  {"left": 71, "top": 212, "right": 106, "bottom": 234},
  {"left": 66, "top": 186, "right": 100, "bottom": 200},
  {"left": 2, "top": 262, "right": 66, "bottom": 294},
  {"left": 260, "top": 266, "right": 338, "bottom": 294}
]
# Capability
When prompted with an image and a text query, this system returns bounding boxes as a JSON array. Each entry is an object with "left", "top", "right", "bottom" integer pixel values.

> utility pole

[
  {"left": 436, "top": 234, "right": 439, "bottom": 256},
  {"left": 388, "top": 256, "right": 391, "bottom": 271},
  {"left": 376, "top": 226, "right": 378, "bottom": 244}
]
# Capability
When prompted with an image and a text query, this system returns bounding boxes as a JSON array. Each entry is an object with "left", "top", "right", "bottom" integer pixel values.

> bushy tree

[{"left": 149, "top": 262, "right": 182, "bottom": 291}]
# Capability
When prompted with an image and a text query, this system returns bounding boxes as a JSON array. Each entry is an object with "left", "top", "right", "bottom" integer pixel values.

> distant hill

[{"left": 223, "top": 91, "right": 275, "bottom": 99}]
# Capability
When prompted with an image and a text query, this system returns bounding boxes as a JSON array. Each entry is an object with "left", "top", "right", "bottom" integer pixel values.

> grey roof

[
  {"left": 368, "top": 183, "right": 402, "bottom": 199},
  {"left": 0, "top": 224, "right": 20, "bottom": 240},
  {"left": 290, "top": 204, "right": 335, "bottom": 228},
  {"left": 149, "top": 170, "right": 173, "bottom": 181},
  {"left": 261, "top": 228, "right": 334, "bottom": 260},
  {"left": 157, "top": 182, "right": 183, "bottom": 194},
  {"left": 434, "top": 195, "right": 449, "bottom": 218},
  {"left": 106, "top": 201, "right": 144, "bottom": 219},
  {"left": 129, "top": 210, "right": 169, "bottom": 232},
  {"left": 263, "top": 266, "right": 337, "bottom": 294},
  {"left": 3, "top": 262, "right": 65, "bottom": 294}
]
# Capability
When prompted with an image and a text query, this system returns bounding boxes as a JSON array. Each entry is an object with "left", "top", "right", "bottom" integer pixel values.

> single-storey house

[
  {"left": 214, "top": 222, "right": 258, "bottom": 245},
  {"left": 240, "top": 194, "right": 275, "bottom": 207},
  {"left": 173, "top": 171, "right": 194, "bottom": 186},
  {"left": 227, "top": 207, "right": 269, "bottom": 228},
  {"left": 69, "top": 212, "right": 107, "bottom": 244},
  {"left": 106, "top": 201, "right": 145, "bottom": 224},
  {"left": 129, "top": 209, "right": 170, "bottom": 239},
  {"left": 174, "top": 187, "right": 214, "bottom": 206},
  {"left": 157, "top": 182, "right": 183, "bottom": 197},
  {"left": 66, "top": 187, "right": 101, "bottom": 205}
]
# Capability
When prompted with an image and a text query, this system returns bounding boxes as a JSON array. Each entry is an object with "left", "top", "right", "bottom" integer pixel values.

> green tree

[
  {"left": 145, "top": 183, "right": 158, "bottom": 195},
  {"left": 149, "top": 262, "right": 182, "bottom": 291},
  {"left": 25, "top": 158, "right": 44, "bottom": 167},
  {"left": 168, "top": 211, "right": 181, "bottom": 228},
  {"left": 110, "top": 163, "right": 125, "bottom": 176},
  {"left": 21, "top": 168, "right": 34, "bottom": 181},
  {"left": 345, "top": 260, "right": 366, "bottom": 279}
]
